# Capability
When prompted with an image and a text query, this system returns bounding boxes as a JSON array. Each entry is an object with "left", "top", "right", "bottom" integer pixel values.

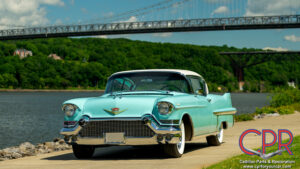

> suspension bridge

[{"left": 0, "top": 0, "right": 300, "bottom": 40}]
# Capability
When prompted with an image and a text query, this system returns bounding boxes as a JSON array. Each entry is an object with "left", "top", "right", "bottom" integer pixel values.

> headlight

[
  {"left": 157, "top": 102, "right": 174, "bottom": 115},
  {"left": 62, "top": 104, "right": 77, "bottom": 117}
]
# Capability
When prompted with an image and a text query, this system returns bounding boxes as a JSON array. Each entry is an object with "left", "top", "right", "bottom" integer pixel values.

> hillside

[{"left": 0, "top": 38, "right": 299, "bottom": 92}]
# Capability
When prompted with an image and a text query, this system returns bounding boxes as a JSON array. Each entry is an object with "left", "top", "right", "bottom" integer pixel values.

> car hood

[{"left": 82, "top": 94, "right": 168, "bottom": 118}]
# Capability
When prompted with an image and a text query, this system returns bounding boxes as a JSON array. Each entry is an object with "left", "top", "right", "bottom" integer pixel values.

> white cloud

[
  {"left": 245, "top": 0, "right": 300, "bottom": 16},
  {"left": 284, "top": 35, "right": 300, "bottom": 42},
  {"left": 211, "top": 6, "right": 229, "bottom": 15},
  {"left": 55, "top": 19, "right": 63, "bottom": 25},
  {"left": 204, "top": 0, "right": 232, "bottom": 3},
  {"left": 263, "top": 47, "right": 289, "bottom": 52},
  {"left": 0, "top": 0, "right": 64, "bottom": 29},
  {"left": 120, "top": 16, "right": 138, "bottom": 23},
  {"left": 81, "top": 8, "right": 87, "bottom": 14},
  {"left": 70, "top": 0, "right": 75, "bottom": 5},
  {"left": 152, "top": 33, "right": 173, "bottom": 38}
]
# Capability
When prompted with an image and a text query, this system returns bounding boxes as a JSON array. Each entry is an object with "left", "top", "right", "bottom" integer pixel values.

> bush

[
  {"left": 277, "top": 106, "right": 295, "bottom": 115},
  {"left": 270, "top": 88, "right": 300, "bottom": 107},
  {"left": 291, "top": 103, "right": 300, "bottom": 112},
  {"left": 235, "top": 113, "right": 254, "bottom": 122},
  {"left": 255, "top": 107, "right": 277, "bottom": 114}
]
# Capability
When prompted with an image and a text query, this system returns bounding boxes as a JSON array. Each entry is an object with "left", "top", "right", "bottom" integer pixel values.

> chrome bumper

[{"left": 60, "top": 115, "right": 181, "bottom": 145}]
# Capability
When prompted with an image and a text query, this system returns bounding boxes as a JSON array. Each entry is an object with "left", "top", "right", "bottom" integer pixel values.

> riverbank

[
  {"left": 0, "top": 112, "right": 299, "bottom": 169},
  {"left": 0, "top": 138, "right": 71, "bottom": 161}
]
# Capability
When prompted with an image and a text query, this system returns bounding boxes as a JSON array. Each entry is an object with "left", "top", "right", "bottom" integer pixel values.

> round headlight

[
  {"left": 63, "top": 104, "right": 77, "bottom": 117},
  {"left": 157, "top": 102, "right": 174, "bottom": 115}
]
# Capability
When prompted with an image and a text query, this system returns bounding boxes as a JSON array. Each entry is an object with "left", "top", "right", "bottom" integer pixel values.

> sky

[{"left": 1, "top": 0, "right": 300, "bottom": 50}]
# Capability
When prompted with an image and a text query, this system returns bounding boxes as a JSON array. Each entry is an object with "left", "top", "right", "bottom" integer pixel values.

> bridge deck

[{"left": 1, "top": 15, "right": 300, "bottom": 40}]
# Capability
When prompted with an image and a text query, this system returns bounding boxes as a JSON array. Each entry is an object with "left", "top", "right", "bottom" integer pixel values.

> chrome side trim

[
  {"left": 175, "top": 105, "right": 206, "bottom": 110},
  {"left": 213, "top": 111, "right": 237, "bottom": 116}
]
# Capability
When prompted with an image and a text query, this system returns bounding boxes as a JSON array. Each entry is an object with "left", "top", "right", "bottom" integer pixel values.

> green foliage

[
  {"left": 255, "top": 107, "right": 277, "bottom": 115},
  {"left": 234, "top": 113, "right": 254, "bottom": 122},
  {"left": 277, "top": 106, "right": 295, "bottom": 115},
  {"left": 0, "top": 38, "right": 298, "bottom": 90},
  {"left": 270, "top": 88, "right": 300, "bottom": 107},
  {"left": 206, "top": 136, "right": 300, "bottom": 169}
]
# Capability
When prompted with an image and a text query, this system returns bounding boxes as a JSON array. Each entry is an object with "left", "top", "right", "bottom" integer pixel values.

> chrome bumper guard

[{"left": 60, "top": 115, "right": 181, "bottom": 145}]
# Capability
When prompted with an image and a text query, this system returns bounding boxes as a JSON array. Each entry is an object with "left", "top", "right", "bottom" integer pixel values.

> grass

[{"left": 206, "top": 135, "right": 300, "bottom": 169}]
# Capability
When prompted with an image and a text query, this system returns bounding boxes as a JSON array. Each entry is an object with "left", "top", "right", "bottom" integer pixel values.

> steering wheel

[{"left": 160, "top": 85, "right": 182, "bottom": 92}]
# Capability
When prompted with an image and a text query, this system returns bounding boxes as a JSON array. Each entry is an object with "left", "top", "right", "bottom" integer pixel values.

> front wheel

[
  {"left": 72, "top": 145, "right": 95, "bottom": 159},
  {"left": 163, "top": 122, "right": 185, "bottom": 158},
  {"left": 206, "top": 126, "right": 224, "bottom": 146}
]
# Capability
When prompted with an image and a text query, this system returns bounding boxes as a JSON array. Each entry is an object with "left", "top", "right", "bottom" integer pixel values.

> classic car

[{"left": 60, "top": 69, "right": 236, "bottom": 158}]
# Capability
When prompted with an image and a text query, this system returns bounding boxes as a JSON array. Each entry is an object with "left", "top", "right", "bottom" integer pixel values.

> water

[{"left": 0, "top": 92, "right": 269, "bottom": 149}]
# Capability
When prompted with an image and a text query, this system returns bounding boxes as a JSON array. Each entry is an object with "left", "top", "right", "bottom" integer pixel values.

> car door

[{"left": 187, "top": 76, "right": 214, "bottom": 135}]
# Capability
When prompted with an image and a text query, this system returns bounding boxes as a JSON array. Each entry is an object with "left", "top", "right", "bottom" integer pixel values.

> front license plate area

[{"left": 105, "top": 133, "right": 125, "bottom": 144}]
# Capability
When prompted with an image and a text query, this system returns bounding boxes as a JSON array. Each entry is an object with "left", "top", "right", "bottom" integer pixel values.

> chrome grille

[{"left": 79, "top": 120, "right": 155, "bottom": 137}]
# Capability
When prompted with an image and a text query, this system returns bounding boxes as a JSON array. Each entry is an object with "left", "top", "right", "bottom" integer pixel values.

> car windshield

[{"left": 105, "top": 72, "right": 190, "bottom": 94}]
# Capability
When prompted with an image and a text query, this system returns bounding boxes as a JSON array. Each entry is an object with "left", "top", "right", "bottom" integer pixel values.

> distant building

[
  {"left": 48, "top": 54, "right": 62, "bottom": 60},
  {"left": 14, "top": 49, "right": 33, "bottom": 59}
]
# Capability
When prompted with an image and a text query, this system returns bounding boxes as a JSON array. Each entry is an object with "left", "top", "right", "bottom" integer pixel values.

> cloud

[
  {"left": 120, "top": 16, "right": 138, "bottom": 23},
  {"left": 152, "top": 33, "right": 173, "bottom": 38},
  {"left": 204, "top": 0, "right": 232, "bottom": 3},
  {"left": 284, "top": 35, "right": 300, "bottom": 42},
  {"left": 245, "top": 0, "right": 300, "bottom": 16},
  {"left": 211, "top": 6, "right": 229, "bottom": 15},
  {"left": 263, "top": 47, "right": 289, "bottom": 52},
  {"left": 0, "top": 0, "right": 64, "bottom": 29},
  {"left": 69, "top": 0, "right": 75, "bottom": 5},
  {"left": 81, "top": 8, "right": 87, "bottom": 14}
]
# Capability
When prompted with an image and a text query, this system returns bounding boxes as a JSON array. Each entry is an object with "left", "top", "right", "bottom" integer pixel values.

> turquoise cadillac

[{"left": 60, "top": 69, "right": 236, "bottom": 158}]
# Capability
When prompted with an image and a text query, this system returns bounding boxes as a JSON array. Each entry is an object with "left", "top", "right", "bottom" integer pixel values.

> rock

[
  {"left": 265, "top": 113, "right": 280, "bottom": 117},
  {"left": 44, "top": 142, "right": 55, "bottom": 150},
  {"left": 58, "top": 139, "right": 65, "bottom": 144},
  {"left": 19, "top": 142, "right": 36, "bottom": 156},
  {"left": 11, "top": 152, "right": 22, "bottom": 159},
  {"left": 53, "top": 138, "right": 60, "bottom": 142}
]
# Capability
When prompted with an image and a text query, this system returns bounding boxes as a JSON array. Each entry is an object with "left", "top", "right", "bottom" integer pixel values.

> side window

[{"left": 189, "top": 77, "right": 205, "bottom": 95}]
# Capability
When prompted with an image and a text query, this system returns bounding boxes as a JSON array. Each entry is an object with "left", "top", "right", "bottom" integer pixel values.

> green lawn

[{"left": 207, "top": 135, "right": 300, "bottom": 169}]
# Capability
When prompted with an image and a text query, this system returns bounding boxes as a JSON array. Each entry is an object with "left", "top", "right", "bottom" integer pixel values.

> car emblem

[{"left": 104, "top": 108, "right": 127, "bottom": 115}]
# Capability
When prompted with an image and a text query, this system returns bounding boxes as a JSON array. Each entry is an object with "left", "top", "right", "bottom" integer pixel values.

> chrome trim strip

[
  {"left": 213, "top": 111, "right": 237, "bottom": 115},
  {"left": 175, "top": 105, "right": 206, "bottom": 110}
]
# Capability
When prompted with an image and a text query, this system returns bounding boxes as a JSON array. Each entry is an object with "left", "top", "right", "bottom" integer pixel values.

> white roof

[{"left": 111, "top": 69, "right": 202, "bottom": 77}]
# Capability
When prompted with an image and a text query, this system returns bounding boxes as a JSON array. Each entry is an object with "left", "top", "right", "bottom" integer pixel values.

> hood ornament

[{"left": 104, "top": 108, "right": 127, "bottom": 115}]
